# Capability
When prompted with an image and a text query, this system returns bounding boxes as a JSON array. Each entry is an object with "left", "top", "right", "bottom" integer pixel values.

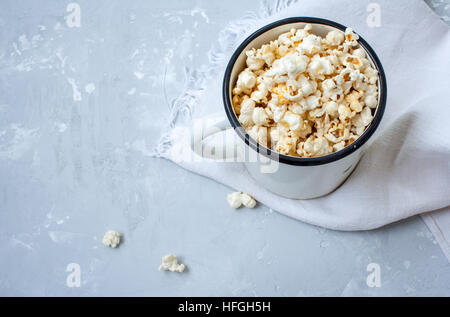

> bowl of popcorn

[{"left": 198, "top": 17, "right": 386, "bottom": 199}]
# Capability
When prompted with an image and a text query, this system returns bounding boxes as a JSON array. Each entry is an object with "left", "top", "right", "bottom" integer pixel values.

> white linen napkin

[{"left": 153, "top": 0, "right": 450, "bottom": 259}]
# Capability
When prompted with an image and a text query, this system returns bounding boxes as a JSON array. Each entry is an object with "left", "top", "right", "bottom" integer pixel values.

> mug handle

[{"left": 190, "top": 112, "right": 238, "bottom": 160}]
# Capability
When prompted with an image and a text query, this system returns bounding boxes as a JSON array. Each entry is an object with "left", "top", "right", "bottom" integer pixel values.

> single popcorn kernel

[
  {"left": 102, "top": 230, "right": 121, "bottom": 248},
  {"left": 232, "top": 24, "right": 379, "bottom": 158},
  {"left": 159, "top": 254, "right": 186, "bottom": 273},
  {"left": 227, "top": 192, "right": 257, "bottom": 209},
  {"left": 241, "top": 193, "right": 257, "bottom": 208}
]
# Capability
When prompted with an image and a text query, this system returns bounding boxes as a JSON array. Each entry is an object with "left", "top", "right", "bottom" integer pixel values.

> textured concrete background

[{"left": 0, "top": 0, "right": 449, "bottom": 296}]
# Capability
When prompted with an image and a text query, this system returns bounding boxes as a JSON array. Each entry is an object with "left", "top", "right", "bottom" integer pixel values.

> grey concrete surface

[{"left": 0, "top": 0, "right": 449, "bottom": 296}]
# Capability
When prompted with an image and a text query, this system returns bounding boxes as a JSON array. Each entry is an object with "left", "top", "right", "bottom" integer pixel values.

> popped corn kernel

[
  {"left": 326, "top": 30, "right": 345, "bottom": 46},
  {"left": 102, "top": 230, "right": 121, "bottom": 248},
  {"left": 226, "top": 192, "right": 257, "bottom": 209},
  {"left": 159, "top": 254, "right": 185, "bottom": 273}
]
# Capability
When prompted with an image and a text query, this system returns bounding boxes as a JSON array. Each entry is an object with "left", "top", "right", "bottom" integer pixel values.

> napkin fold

[{"left": 153, "top": 0, "right": 450, "bottom": 260}]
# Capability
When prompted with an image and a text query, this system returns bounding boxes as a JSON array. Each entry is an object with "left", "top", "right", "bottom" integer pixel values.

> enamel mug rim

[{"left": 222, "top": 17, "right": 387, "bottom": 166}]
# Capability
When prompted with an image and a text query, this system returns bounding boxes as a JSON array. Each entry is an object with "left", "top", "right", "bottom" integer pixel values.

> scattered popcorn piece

[
  {"left": 283, "top": 111, "right": 303, "bottom": 131},
  {"left": 226, "top": 192, "right": 257, "bottom": 209},
  {"left": 232, "top": 24, "right": 379, "bottom": 158},
  {"left": 241, "top": 193, "right": 257, "bottom": 208},
  {"left": 102, "top": 230, "right": 121, "bottom": 248},
  {"left": 158, "top": 254, "right": 186, "bottom": 273},
  {"left": 227, "top": 192, "right": 243, "bottom": 209}
]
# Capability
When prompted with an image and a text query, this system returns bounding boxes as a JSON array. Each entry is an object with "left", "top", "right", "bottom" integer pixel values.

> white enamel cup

[{"left": 191, "top": 17, "right": 387, "bottom": 199}]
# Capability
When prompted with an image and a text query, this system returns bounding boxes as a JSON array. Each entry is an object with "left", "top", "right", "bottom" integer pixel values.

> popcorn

[
  {"left": 226, "top": 192, "right": 257, "bottom": 209},
  {"left": 291, "top": 24, "right": 312, "bottom": 42},
  {"left": 102, "top": 230, "right": 121, "bottom": 248},
  {"left": 246, "top": 49, "right": 265, "bottom": 70},
  {"left": 344, "top": 28, "right": 359, "bottom": 46},
  {"left": 303, "top": 24, "right": 313, "bottom": 32},
  {"left": 296, "top": 75, "right": 316, "bottom": 96},
  {"left": 232, "top": 24, "right": 379, "bottom": 158},
  {"left": 322, "top": 78, "right": 337, "bottom": 92},
  {"left": 301, "top": 95, "right": 321, "bottom": 111},
  {"left": 366, "top": 84, "right": 378, "bottom": 97},
  {"left": 360, "top": 106, "right": 373, "bottom": 126},
  {"left": 352, "top": 114, "right": 366, "bottom": 135},
  {"left": 260, "top": 43, "right": 277, "bottom": 65},
  {"left": 310, "top": 107, "right": 326, "bottom": 119},
  {"left": 259, "top": 76, "right": 275, "bottom": 91},
  {"left": 325, "top": 30, "right": 345, "bottom": 46},
  {"left": 271, "top": 84, "right": 289, "bottom": 105},
  {"left": 269, "top": 102, "right": 287, "bottom": 123},
  {"left": 277, "top": 45, "right": 290, "bottom": 58},
  {"left": 364, "top": 94, "right": 378, "bottom": 108},
  {"left": 325, "top": 101, "right": 339, "bottom": 117},
  {"left": 344, "top": 55, "right": 363, "bottom": 69},
  {"left": 349, "top": 69, "right": 365, "bottom": 82},
  {"left": 350, "top": 100, "right": 363, "bottom": 112},
  {"left": 248, "top": 125, "right": 268, "bottom": 147},
  {"left": 308, "top": 55, "right": 334, "bottom": 78},
  {"left": 252, "top": 107, "right": 269, "bottom": 126},
  {"left": 241, "top": 193, "right": 257, "bottom": 208},
  {"left": 226, "top": 192, "right": 243, "bottom": 209},
  {"left": 269, "top": 126, "right": 281, "bottom": 147},
  {"left": 288, "top": 103, "right": 305, "bottom": 115},
  {"left": 325, "top": 121, "right": 351, "bottom": 143},
  {"left": 282, "top": 111, "right": 303, "bottom": 131},
  {"left": 159, "top": 254, "right": 186, "bottom": 273},
  {"left": 267, "top": 52, "right": 309, "bottom": 78},
  {"left": 338, "top": 104, "right": 354, "bottom": 121},
  {"left": 298, "top": 135, "right": 331, "bottom": 157},
  {"left": 235, "top": 69, "right": 256, "bottom": 94},
  {"left": 278, "top": 31, "right": 293, "bottom": 46},
  {"left": 353, "top": 48, "right": 366, "bottom": 59},
  {"left": 333, "top": 141, "right": 346, "bottom": 152},
  {"left": 321, "top": 78, "right": 342, "bottom": 102},
  {"left": 238, "top": 98, "right": 255, "bottom": 127},
  {"left": 346, "top": 91, "right": 363, "bottom": 112},
  {"left": 276, "top": 135, "right": 297, "bottom": 155},
  {"left": 364, "top": 67, "right": 379, "bottom": 84},
  {"left": 298, "top": 34, "right": 322, "bottom": 55},
  {"left": 278, "top": 26, "right": 313, "bottom": 47},
  {"left": 251, "top": 84, "right": 269, "bottom": 102}
]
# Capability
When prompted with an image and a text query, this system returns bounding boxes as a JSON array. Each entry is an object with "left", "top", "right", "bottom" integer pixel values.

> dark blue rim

[{"left": 223, "top": 17, "right": 387, "bottom": 166}]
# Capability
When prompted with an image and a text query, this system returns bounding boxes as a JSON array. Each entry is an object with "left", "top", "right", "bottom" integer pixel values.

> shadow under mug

[{"left": 191, "top": 17, "right": 387, "bottom": 199}]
